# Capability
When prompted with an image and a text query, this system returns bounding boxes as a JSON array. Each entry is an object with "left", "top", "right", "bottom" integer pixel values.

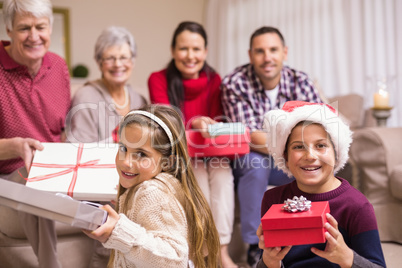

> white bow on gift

[{"left": 282, "top": 196, "right": 312, "bottom": 213}]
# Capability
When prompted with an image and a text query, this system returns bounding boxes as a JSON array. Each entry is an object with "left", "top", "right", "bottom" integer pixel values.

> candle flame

[{"left": 378, "top": 88, "right": 388, "bottom": 96}]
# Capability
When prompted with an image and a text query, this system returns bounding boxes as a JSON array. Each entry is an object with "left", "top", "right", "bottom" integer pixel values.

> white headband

[{"left": 123, "top": 110, "right": 174, "bottom": 154}]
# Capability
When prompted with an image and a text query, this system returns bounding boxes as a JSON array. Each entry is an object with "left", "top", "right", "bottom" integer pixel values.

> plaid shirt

[{"left": 221, "top": 64, "right": 322, "bottom": 131}]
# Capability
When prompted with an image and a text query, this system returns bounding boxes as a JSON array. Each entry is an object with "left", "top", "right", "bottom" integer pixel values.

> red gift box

[
  {"left": 261, "top": 201, "right": 330, "bottom": 247},
  {"left": 185, "top": 128, "right": 250, "bottom": 158}
]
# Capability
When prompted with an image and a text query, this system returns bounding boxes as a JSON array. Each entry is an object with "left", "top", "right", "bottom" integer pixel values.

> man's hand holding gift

[{"left": 0, "top": 137, "right": 44, "bottom": 172}]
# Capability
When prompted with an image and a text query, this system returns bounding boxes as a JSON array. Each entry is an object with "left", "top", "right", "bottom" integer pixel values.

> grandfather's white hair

[{"left": 2, "top": 0, "right": 54, "bottom": 31}]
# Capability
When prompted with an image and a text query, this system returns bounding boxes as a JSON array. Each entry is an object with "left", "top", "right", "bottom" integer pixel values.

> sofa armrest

[
  {"left": 0, "top": 205, "right": 26, "bottom": 239},
  {"left": 350, "top": 127, "right": 402, "bottom": 203},
  {"left": 390, "top": 165, "right": 402, "bottom": 201},
  {"left": 350, "top": 127, "right": 402, "bottom": 243}
]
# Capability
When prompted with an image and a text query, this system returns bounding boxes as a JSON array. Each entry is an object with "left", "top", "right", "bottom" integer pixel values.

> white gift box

[
  {"left": 26, "top": 143, "right": 119, "bottom": 201},
  {"left": 0, "top": 179, "right": 107, "bottom": 230}
]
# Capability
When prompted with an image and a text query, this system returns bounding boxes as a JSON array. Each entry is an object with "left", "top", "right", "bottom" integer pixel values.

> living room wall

[{"left": 50, "top": 0, "right": 207, "bottom": 100}]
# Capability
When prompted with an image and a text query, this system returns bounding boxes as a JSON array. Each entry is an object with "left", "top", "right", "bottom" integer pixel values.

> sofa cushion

[
  {"left": 0, "top": 206, "right": 26, "bottom": 238},
  {"left": 328, "top": 94, "right": 365, "bottom": 129},
  {"left": 390, "top": 165, "right": 402, "bottom": 201}
]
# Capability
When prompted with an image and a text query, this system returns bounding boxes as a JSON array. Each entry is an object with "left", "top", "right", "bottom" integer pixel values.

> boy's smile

[{"left": 286, "top": 123, "right": 340, "bottom": 193}]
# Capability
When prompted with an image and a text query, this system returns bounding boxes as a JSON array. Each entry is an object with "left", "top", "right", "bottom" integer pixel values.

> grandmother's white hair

[{"left": 94, "top": 26, "right": 136, "bottom": 65}]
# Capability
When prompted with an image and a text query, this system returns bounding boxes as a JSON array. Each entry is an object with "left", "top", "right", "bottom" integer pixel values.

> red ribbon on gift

[{"left": 26, "top": 143, "right": 116, "bottom": 197}]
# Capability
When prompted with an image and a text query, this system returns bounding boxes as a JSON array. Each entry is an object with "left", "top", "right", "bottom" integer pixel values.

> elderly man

[
  {"left": 0, "top": 0, "right": 71, "bottom": 267},
  {"left": 221, "top": 26, "right": 322, "bottom": 267}
]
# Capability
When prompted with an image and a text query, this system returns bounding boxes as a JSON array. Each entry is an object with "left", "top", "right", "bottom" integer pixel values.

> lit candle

[{"left": 373, "top": 88, "right": 389, "bottom": 108}]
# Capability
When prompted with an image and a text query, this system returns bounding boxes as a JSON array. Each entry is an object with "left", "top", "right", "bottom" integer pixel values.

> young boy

[{"left": 256, "top": 101, "right": 386, "bottom": 268}]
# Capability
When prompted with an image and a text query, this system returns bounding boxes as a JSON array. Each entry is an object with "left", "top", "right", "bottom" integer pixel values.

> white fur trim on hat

[{"left": 263, "top": 101, "right": 353, "bottom": 177}]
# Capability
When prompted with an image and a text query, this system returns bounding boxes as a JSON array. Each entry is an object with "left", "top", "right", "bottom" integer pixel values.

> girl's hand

[
  {"left": 82, "top": 204, "right": 120, "bottom": 243},
  {"left": 191, "top": 117, "right": 217, "bottom": 138},
  {"left": 256, "top": 224, "right": 292, "bottom": 268},
  {"left": 311, "top": 213, "right": 354, "bottom": 268}
]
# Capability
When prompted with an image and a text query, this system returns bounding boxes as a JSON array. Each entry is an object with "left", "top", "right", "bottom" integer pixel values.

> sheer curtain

[{"left": 205, "top": 0, "right": 402, "bottom": 127}]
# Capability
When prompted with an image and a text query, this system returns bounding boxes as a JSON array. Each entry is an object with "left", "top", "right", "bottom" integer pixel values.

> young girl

[
  {"left": 148, "top": 21, "right": 236, "bottom": 267},
  {"left": 255, "top": 101, "right": 386, "bottom": 268},
  {"left": 83, "top": 104, "right": 221, "bottom": 268}
]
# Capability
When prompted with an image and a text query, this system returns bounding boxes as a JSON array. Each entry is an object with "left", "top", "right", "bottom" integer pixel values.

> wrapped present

[
  {"left": 207, "top": 122, "right": 245, "bottom": 136},
  {"left": 261, "top": 198, "right": 330, "bottom": 247},
  {"left": 26, "top": 143, "right": 119, "bottom": 201},
  {"left": 0, "top": 179, "right": 107, "bottom": 230},
  {"left": 186, "top": 123, "right": 250, "bottom": 158}
]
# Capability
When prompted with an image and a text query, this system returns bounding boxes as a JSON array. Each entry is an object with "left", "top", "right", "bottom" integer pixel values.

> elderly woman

[
  {"left": 1, "top": 0, "right": 71, "bottom": 267},
  {"left": 67, "top": 26, "right": 146, "bottom": 143}
]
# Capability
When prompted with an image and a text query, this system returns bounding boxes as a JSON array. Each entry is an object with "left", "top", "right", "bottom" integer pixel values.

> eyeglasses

[{"left": 102, "top": 56, "right": 133, "bottom": 65}]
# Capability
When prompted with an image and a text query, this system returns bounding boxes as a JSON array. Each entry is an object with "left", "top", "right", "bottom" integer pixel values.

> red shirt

[
  {"left": 0, "top": 41, "right": 71, "bottom": 173},
  {"left": 148, "top": 69, "right": 223, "bottom": 129}
]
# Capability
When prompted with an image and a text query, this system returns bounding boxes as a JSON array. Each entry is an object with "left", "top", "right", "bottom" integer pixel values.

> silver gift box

[{"left": 0, "top": 179, "right": 107, "bottom": 231}]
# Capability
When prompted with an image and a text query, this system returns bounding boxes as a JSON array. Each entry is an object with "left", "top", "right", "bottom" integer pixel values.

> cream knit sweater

[{"left": 103, "top": 173, "right": 189, "bottom": 267}]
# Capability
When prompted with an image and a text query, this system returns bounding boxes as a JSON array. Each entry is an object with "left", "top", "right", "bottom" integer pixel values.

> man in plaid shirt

[{"left": 221, "top": 26, "right": 322, "bottom": 267}]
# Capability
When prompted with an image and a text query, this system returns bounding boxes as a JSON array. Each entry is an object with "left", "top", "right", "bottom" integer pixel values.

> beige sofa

[
  {"left": 0, "top": 170, "right": 95, "bottom": 268},
  {"left": 350, "top": 127, "right": 402, "bottom": 244},
  {"left": 0, "top": 206, "right": 95, "bottom": 268}
]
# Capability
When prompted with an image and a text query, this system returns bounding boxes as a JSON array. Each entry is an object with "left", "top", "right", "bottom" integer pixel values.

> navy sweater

[{"left": 260, "top": 178, "right": 386, "bottom": 267}]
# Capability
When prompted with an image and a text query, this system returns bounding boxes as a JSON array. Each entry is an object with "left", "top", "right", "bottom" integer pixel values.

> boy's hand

[
  {"left": 256, "top": 223, "right": 292, "bottom": 268},
  {"left": 82, "top": 204, "right": 120, "bottom": 243},
  {"left": 311, "top": 213, "right": 354, "bottom": 268}
]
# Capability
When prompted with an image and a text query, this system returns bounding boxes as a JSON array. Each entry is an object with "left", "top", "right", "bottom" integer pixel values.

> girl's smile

[
  {"left": 120, "top": 171, "right": 138, "bottom": 179},
  {"left": 116, "top": 124, "right": 163, "bottom": 189}
]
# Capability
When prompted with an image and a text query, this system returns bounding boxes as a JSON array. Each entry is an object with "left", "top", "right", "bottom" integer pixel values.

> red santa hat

[{"left": 263, "top": 101, "right": 353, "bottom": 177}]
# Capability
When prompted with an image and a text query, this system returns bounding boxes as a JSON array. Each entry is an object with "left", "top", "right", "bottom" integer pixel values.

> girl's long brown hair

[{"left": 110, "top": 104, "right": 221, "bottom": 268}]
